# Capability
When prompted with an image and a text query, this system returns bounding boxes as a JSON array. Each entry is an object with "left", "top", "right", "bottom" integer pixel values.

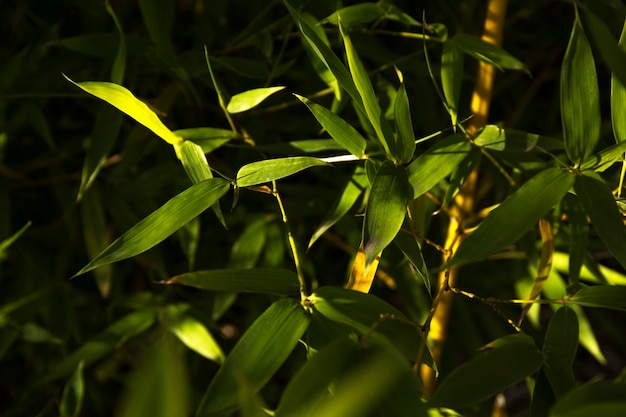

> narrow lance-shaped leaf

[
  {"left": 568, "top": 285, "right": 626, "bottom": 311},
  {"left": 542, "top": 306, "right": 578, "bottom": 398},
  {"left": 59, "top": 361, "right": 85, "bottom": 417},
  {"left": 453, "top": 34, "right": 529, "bottom": 73},
  {"left": 362, "top": 162, "right": 412, "bottom": 267},
  {"left": 227, "top": 86, "right": 285, "bottom": 113},
  {"left": 393, "top": 76, "right": 417, "bottom": 163},
  {"left": 474, "top": 125, "right": 565, "bottom": 152},
  {"left": 295, "top": 94, "right": 366, "bottom": 158},
  {"left": 322, "top": 4, "right": 386, "bottom": 27},
  {"left": 612, "top": 19, "right": 626, "bottom": 143},
  {"left": 441, "top": 39, "right": 463, "bottom": 127},
  {"left": 64, "top": 76, "right": 182, "bottom": 145},
  {"left": 236, "top": 156, "right": 331, "bottom": 188},
  {"left": 74, "top": 178, "right": 230, "bottom": 277},
  {"left": 449, "top": 168, "right": 574, "bottom": 267},
  {"left": 574, "top": 171, "right": 626, "bottom": 269},
  {"left": 561, "top": 6, "right": 601, "bottom": 165},
  {"left": 105, "top": 0, "right": 126, "bottom": 84},
  {"left": 563, "top": 194, "right": 588, "bottom": 286},
  {"left": 196, "top": 298, "right": 310, "bottom": 417},
  {"left": 173, "top": 127, "right": 239, "bottom": 154}
]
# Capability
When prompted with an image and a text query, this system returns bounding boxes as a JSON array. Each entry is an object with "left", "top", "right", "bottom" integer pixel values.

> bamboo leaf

[
  {"left": 580, "top": 139, "right": 626, "bottom": 172},
  {"left": 227, "top": 86, "right": 286, "bottom": 114},
  {"left": 561, "top": 7, "right": 601, "bottom": 165},
  {"left": 59, "top": 362, "right": 84, "bottom": 417},
  {"left": 429, "top": 334, "right": 543, "bottom": 408},
  {"left": 196, "top": 298, "right": 310, "bottom": 417},
  {"left": 362, "top": 162, "right": 412, "bottom": 267},
  {"left": 563, "top": 194, "right": 588, "bottom": 286},
  {"left": 574, "top": 171, "right": 626, "bottom": 269},
  {"left": 550, "top": 381, "right": 626, "bottom": 417},
  {"left": 0, "top": 221, "right": 31, "bottom": 261},
  {"left": 236, "top": 157, "right": 331, "bottom": 187},
  {"left": 322, "top": 4, "right": 386, "bottom": 27},
  {"left": 74, "top": 178, "right": 230, "bottom": 276},
  {"left": 406, "top": 134, "right": 472, "bottom": 198},
  {"left": 64, "top": 76, "right": 182, "bottom": 145},
  {"left": 173, "top": 128, "right": 239, "bottom": 154},
  {"left": 474, "top": 125, "right": 565, "bottom": 152},
  {"left": 611, "top": 19, "right": 626, "bottom": 143},
  {"left": 441, "top": 39, "right": 463, "bottom": 126},
  {"left": 393, "top": 79, "right": 417, "bottom": 163},
  {"left": 81, "top": 187, "right": 112, "bottom": 297},
  {"left": 295, "top": 95, "right": 366, "bottom": 158},
  {"left": 542, "top": 306, "right": 579, "bottom": 398},
  {"left": 453, "top": 34, "right": 529, "bottom": 72},
  {"left": 449, "top": 168, "right": 574, "bottom": 267},
  {"left": 105, "top": 0, "right": 126, "bottom": 84},
  {"left": 163, "top": 268, "right": 300, "bottom": 296},
  {"left": 568, "top": 285, "right": 626, "bottom": 311},
  {"left": 309, "top": 166, "right": 368, "bottom": 249}
]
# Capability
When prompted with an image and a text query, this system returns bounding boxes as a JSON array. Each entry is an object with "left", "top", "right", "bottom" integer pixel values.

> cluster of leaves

[{"left": 2, "top": 0, "right": 626, "bottom": 416}]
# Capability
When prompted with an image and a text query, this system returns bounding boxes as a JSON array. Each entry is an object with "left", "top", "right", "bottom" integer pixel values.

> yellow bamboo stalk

[{"left": 420, "top": 0, "right": 509, "bottom": 395}]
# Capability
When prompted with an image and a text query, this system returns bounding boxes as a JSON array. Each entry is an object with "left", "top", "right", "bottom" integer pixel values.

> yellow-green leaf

[
  {"left": 236, "top": 156, "right": 331, "bottom": 187},
  {"left": 322, "top": 4, "right": 386, "bottom": 27},
  {"left": 227, "top": 86, "right": 285, "bottom": 114}
]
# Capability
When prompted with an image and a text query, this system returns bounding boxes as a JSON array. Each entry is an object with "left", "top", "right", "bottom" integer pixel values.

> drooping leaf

[
  {"left": 474, "top": 125, "right": 565, "bottom": 152},
  {"left": 163, "top": 268, "right": 300, "bottom": 296},
  {"left": 406, "top": 134, "right": 471, "bottom": 198},
  {"left": 226, "top": 86, "right": 286, "bottom": 113},
  {"left": 393, "top": 79, "right": 417, "bottom": 163},
  {"left": 449, "top": 168, "right": 574, "bottom": 267},
  {"left": 236, "top": 156, "right": 331, "bottom": 187},
  {"left": 196, "top": 298, "right": 310, "bottom": 417},
  {"left": 295, "top": 95, "right": 366, "bottom": 158},
  {"left": 574, "top": 171, "right": 626, "bottom": 269},
  {"left": 59, "top": 361, "right": 84, "bottom": 417},
  {"left": 362, "top": 162, "right": 412, "bottom": 267},
  {"left": 441, "top": 39, "right": 464, "bottom": 126},
  {"left": 322, "top": 4, "right": 386, "bottom": 27},
  {"left": 74, "top": 178, "right": 230, "bottom": 276},
  {"left": 64, "top": 76, "right": 182, "bottom": 145},
  {"left": 453, "top": 34, "right": 530, "bottom": 73},
  {"left": 309, "top": 165, "right": 368, "bottom": 249},
  {"left": 429, "top": 334, "right": 543, "bottom": 408},
  {"left": 611, "top": 19, "right": 626, "bottom": 143},
  {"left": 159, "top": 304, "right": 224, "bottom": 364},
  {"left": 568, "top": 285, "right": 626, "bottom": 311},
  {"left": 561, "top": 7, "right": 601, "bottom": 165},
  {"left": 542, "top": 306, "right": 579, "bottom": 398}
]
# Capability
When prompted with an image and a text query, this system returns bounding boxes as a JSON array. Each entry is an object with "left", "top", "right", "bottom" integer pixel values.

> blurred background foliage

[{"left": 2, "top": 0, "right": 626, "bottom": 416}]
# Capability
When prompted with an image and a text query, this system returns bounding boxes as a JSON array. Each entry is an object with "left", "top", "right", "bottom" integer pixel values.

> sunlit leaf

[
  {"left": 449, "top": 168, "right": 574, "bottom": 267},
  {"left": 542, "top": 306, "right": 578, "bottom": 398},
  {"left": 227, "top": 86, "right": 286, "bottom": 113},
  {"left": 59, "top": 361, "right": 84, "bottom": 417},
  {"left": 580, "top": 140, "right": 626, "bottom": 172},
  {"left": 173, "top": 127, "right": 239, "bottom": 154},
  {"left": 322, "top": 4, "right": 386, "bottom": 27},
  {"left": 561, "top": 7, "right": 600, "bottom": 165},
  {"left": 163, "top": 267, "right": 300, "bottom": 296},
  {"left": 74, "top": 178, "right": 230, "bottom": 276},
  {"left": 196, "top": 298, "right": 310, "bottom": 417},
  {"left": 362, "top": 162, "right": 411, "bottom": 267},
  {"left": 394, "top": 79, "right": 416, "bottom": 163},
  {"left": 453, "top": 34, "right": 530, "bottom": 73},
  {"left": 474, "top": 125, "right": 564, "bottom": 152},
  {"left": 159, "top": 304, "right": 224, "bottom": 364},
  {"left": 574, "top": 171, "right": 626, "bottom": 269},
  {"left": 236, "top": 156, "right": 331, "bottom": 187},
  {"left": 429, "top": 334, "right": 543, "bottom": 408},
  {"left": 65, "top": 76, "right": 182, "bottom": 145},
  {"left": 441, "top": 39, "right": 463, "bottom": 126}
]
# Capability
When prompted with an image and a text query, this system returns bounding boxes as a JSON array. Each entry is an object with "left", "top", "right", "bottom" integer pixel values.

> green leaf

[
  {"left": 542, "top": 306, "right": 579, "bottom": 398},
  {"left": 59, "top": 361, "right": 84, "bottom": 417},
  {"left": 453, "top": 34, "right": 530, "bottom": 72},
  {"left": 580, "top": 140, "right": 626, "bottom": 172},
  {"left": 74, "top": 178, "right": 230, "bottom": 276},
  {"left": 236, "top": 156, "right": 331, "bottom": 187},
  {"left": 568, "top": 285, "right": 626, "bottom": 311},
  {"left": 393, "top": 230, "right": 430, "bottom": 294},
  {"left": 561, "top": 7, "right": 601, "bottom": 165},
  {"left": 43, "top": 309, "right": 155, "bottom": 383},
  {"left": 173, "top": 127, "right": 239, "bottom": 154},
  {"left": 174, "top": 140, "right": 214, "bottom": 183},
  {"left": 574, "top": 171, "right": 626, "bottom": 269},
  {"left": 562, "top": 194, "right": 588, "bottom": 286},
  {"left": 441, "top": 39, "right": 464, "bottom": 126},
  {"left": 441, "top": 146, "right": 481, "bottom": 208},
  {"left": 474, "top": 125, "right": 565, "bottom": 152},
  {"left": 406, "top": 134, "right": 472, "bottom": 199},
  {"left": 393, "top": 79, "right": 417, "bottom": 163},
  {"left": 449, "top": 168, "right": 574, "bottom": 267},
  {"left": 429, "top": 334, "right": 543, "bottom": 408},
  {"left": 309, "top": 165, "right": 368, "bottom": 249},
  {"left": 309, "top": 286, "right": 430, "bottom": 365},
  {"left": 550, "top": 381, "right": 626, "bottom": 417},
  {"left": 159, "top": 304, "right": 224, "bottom": 364},
  {"left": 322, "top": 4, "right": 386, "bottom": 27},
  {"left": 226, "top": 86, "right": 286, "bottom": 114},
  {"left": 363, "top": 162, "right": 412, "bottom": 266},
  {"left": 65, "top": 77, "right": 182, "bottom": 145},
  {"left": 105, "top": 0, "right": 126, "bottom": 84},
  {"left": 611, "top": 19, "right": 626, "bottom": 143},
  {"left": 0, "top": 221, "right": 31, "bottom": 261},
  {"left": 196, "top": 298, "right": 310, "bottom": 417},
  {"left": 163, "top": 267, "right": 300, "bottom": 296},
  {"left": 294, "top": 94, "right": 366, "bottom": 158}
]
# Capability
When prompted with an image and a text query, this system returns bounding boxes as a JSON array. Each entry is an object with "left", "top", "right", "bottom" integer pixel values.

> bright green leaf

[
  {"left": 163, "top": 267, "right": 300, "bottom": 296},
  {"left": 474, "top": 125, "right": 565, "bottom": 152},
  {"left": 453, "top": 34, "right": 530, "bottom": 73},
  {"left": 173, "top": 127, "right": 239, "bottom": 154},
  {"left": 322, "top": 4, "right": 386, "bottom": 27},
  {"left": 227, "top": 86, "right": 285, "bottom": 114},
  {"left": 74, "top": 178, "right": 230, "bottom": 276},
  {"left": 294, "top": 94, "right": 366, "bottom": 158},
  {"left": 561, "top": 7, "right": 601, "bottom": 165},
  {"left": 580, "top": 140, "right": 626, "bottom": 172},
  {"left": 542, "top": 306, "right": 579, "bottom": 398},
  {"left": 236, "top": 156, "right": 331, "bottom": 187},
  {"left": 574, "top": 171, "right": 626, "bottom": 269},
  {"left": 65, "top": 77, "right": 182, "bottom": 145},
  {"left": 196, "top": 298, "right": 310, "bottom": 417},
  {"left": 429, "top": 334, "right": 543, "bottom": 408},
  {"left": 449, "top": 168, "right": 574, "bottom": 267},
  {"left": 362, "top": 162, "right": 411, "bottom": 266}
]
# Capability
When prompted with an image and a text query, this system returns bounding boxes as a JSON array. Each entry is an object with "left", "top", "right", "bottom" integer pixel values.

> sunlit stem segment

[
  {"left": 419, "top": 0, "right": 508, "bottom": 396},
  {"left": 272, "top": 180, "right": 308, "bottom": 301}
]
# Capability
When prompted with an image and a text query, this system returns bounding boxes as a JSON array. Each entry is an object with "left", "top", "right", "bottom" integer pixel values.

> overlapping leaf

[{"left": 236, "top": 157, "right": 331, "bottom": 187}]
